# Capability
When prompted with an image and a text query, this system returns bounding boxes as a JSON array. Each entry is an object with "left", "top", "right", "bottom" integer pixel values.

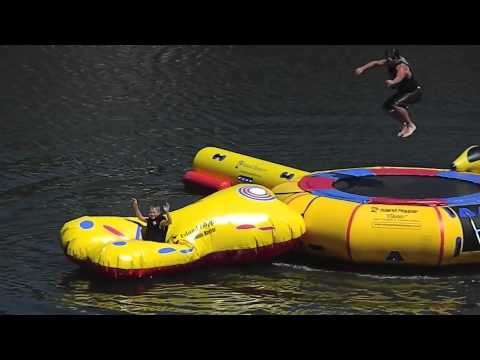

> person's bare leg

[
  {"left": 392, "top": 105, "right": 416, "bottom": 138},
  {"left": 387, "top": 108, "right": 409, "bottom": 137}
]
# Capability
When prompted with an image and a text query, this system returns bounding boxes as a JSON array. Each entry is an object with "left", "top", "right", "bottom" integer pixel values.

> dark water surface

[{"left": 2, "top": 45, "right": 480, "bottom": 314}]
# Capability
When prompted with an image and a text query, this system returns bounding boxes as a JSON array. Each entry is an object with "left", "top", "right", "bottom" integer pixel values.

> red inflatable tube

[{"left": 183, "top": 170, "right": 232, "bottom": 190}]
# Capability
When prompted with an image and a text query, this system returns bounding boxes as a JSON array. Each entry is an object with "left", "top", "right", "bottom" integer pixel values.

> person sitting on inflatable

[{"left": 131, "top": 198, "right": 172, "bottom": 242}]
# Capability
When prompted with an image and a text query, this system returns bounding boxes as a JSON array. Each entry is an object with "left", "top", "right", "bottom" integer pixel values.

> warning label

[{"left": 370, "top": 207, "right": 422, "bottom": 230}]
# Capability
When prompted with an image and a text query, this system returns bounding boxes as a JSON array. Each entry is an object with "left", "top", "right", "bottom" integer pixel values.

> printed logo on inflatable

[
  {"left": 451, "top": 205, "right": 480, "bottom": 253},
  {"left": 238, "top": 186, "right": 275, "bottom": 201}
]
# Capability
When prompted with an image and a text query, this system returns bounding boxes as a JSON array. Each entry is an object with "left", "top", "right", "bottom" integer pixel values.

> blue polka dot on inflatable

[
  {"left": 80, "top": 220, "right": 94, "bottom": 229},
  {"left": 158, "top": 248, "right": 176, "bottom": 254},
  {"left": 113, "top": 241, "right": 127, "bottom": 246},
  {"left": 180, "top": 248, "right": 194, "bottom": 254}
]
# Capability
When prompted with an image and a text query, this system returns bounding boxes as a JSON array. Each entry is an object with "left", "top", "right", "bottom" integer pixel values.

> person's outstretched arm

[
  {"left": 131, "top": 198, "right": 146, "bottom": 221},
  {"left": 355, "top": 59, "right": 387, "bottom": 75},
  {"left": 162, "top": 202, "right": 172, "bottom": 226}
]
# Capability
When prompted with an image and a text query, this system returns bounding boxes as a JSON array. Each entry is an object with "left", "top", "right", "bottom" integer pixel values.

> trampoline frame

[{"left": 298, "top": 167, "right": 480, "bottom": 206}]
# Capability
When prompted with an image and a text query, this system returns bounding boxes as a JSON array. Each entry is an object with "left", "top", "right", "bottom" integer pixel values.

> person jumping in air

[{"left": 355, "top": 48, "right": 423, "bottom": 138}]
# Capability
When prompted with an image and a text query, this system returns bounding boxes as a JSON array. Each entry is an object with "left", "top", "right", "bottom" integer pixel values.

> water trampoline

[
  {"left": 186, "top": 147, "right": 480, "bottom": 267},
  {"left": 298, "top": 167, "right": 480, "bottom": 207},
  {"left": 60, "top": 145, "right": 480, "bottom": 277},
  {"left": 275, "top": 167, "right": 480, "bottom": 267}
]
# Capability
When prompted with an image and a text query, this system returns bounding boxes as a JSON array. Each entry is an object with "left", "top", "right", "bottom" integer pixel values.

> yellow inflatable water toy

[
  {"left": 186, "top": 146, "right": 480, "bottom": 267},
  {"left": 184, "top": 146, "right": 310, "bottom": 190},
  {"left": 451, "top": 145, "right": 480, "bottom": 173},
  {"left": 60, "top": 184, "right": 306, "bottom": 279}
]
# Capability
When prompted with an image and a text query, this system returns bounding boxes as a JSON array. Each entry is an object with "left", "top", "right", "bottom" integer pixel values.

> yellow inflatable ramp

[{"left": 60, "top": 184, "right": 306, "bottom": 279}]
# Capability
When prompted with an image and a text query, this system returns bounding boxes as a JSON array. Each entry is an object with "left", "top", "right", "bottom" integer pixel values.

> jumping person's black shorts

[{"left": 383, "top": 86, "right": 422, "bottom": 111}]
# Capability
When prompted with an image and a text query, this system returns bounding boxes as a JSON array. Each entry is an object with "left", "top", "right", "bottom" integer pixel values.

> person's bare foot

[
  {"left": 401, "top": 123, "right": 416, "bottom": 138},
  {"left": 397, "top": 123, "right": 408, "bottom": 137}
]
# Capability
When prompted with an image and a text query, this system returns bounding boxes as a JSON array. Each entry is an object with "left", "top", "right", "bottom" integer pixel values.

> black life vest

[
  {"left": 144, "top": 214, "right": 168, "bottom": 242},
  {"left": 387, "top": 56, "right": 420, "bottom": 93}
]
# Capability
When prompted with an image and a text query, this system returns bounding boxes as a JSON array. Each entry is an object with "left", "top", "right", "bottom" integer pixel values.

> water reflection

[{"left": 59, "top": 262, "right": 466, "bottom": 315}]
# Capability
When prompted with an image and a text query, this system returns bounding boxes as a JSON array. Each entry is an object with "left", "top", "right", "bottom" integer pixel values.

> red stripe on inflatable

[
  {"left": 371, "top": 168, "right": 440, "bottom": 176},
  {"left": 236, "top": 224, "right": 256, "bottom": 229},
  {"left": 369, "top": 197, "right": 447, "bottom": 206},
  {"left": 346, "top": 204, "right": 363, "bottom": 262},
  {"left": 259, "top": 226, "right": 275, "bottom": 231},
  {"left": 66, "top": 238, "right": 300, "bottom": 279},
  {"left": 434, "top": 207, "right": 445, "bottom": 266},
  {"left": 103, "top": 225, "right": 125, "bottom": 237},
  {"left": 298, "top": 176, "right": 335, "bottom": 191},
  {"left": 183, "top": 170, "right": 232, "bottom": 190}
]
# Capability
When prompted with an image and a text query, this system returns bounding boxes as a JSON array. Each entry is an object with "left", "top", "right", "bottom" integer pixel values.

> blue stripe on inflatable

[
  {"left": 135, "top": 225, "right": 142, "bottom": 240},
  {"left": 439, "top": 171, "right": 480, "bottom": 205},
  {"left": 310, "top": 172, "right": 338, "bottom": 180},
  {"left": 312, "top": 189, "right": 371, "bottom": 203},
  {"left": 332, "top": 169, "right": 374, "bottom": 177},
  {"left": 444, "top": 193, "right": 480, "bottom": 206},
  {"left": 438, "top": 171, "right": 480, "bottom": 184}
]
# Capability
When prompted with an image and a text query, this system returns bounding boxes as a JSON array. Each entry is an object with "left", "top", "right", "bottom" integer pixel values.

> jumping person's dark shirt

[
  {"left": 144, "top": 214, "right": 168, "bottom": 242},
  {"left": 387, "top": 56, "right": 420, "bottom": 93}
]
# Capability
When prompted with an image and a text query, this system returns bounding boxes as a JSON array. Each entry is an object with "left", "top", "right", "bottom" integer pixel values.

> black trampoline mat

[{"left": 333, "top": 175, "right": 480, "bottom": 199}]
